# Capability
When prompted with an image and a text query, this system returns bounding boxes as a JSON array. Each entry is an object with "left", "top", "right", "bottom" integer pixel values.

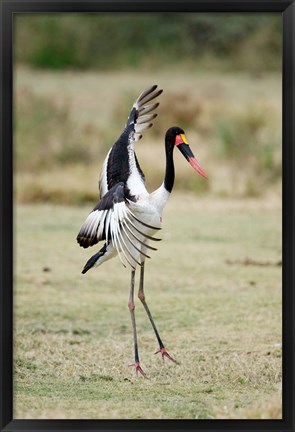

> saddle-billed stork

[{"left": 77, "top": 85, "right": 207, "bottom": 377}]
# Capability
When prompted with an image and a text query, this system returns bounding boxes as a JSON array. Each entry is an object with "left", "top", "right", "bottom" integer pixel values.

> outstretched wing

[
  {"left": 99, "top": 85, "right": 163, "bottom": 198},
  {"left": 125, "top": 84, "right": 163, "bottom": 141},
  {"left": 77, "top": 182, "right": 161, "bottom": 269}
]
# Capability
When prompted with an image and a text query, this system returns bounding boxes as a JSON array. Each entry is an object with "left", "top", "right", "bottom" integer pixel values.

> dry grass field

[
  {"left": 14, "top": 196, "right": 282, "bottom": 419},
  {"left": 15, "top": 67, "right": 281, "bottom": 202},
  {"left": 14, "top": 67, "right": 282, "bottom": 419}
]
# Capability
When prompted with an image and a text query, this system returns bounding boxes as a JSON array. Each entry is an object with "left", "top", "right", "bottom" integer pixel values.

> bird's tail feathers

[{"left": 82, "top": 243, "right": 108, "bottom": 274}]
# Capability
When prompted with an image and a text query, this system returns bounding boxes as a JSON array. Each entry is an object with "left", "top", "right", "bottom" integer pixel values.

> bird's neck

[{"left": 163, "top": 144, "right": 175, "bottom": 193}]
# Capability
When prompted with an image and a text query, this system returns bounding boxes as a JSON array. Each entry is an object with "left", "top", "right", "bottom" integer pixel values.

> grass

[
  {"left": 13, "top": 65, "right": 282, "bottom": 418},
  {"left": 14, "top": 194, "right": 282, "bottom": 419},
  {"left": 14, "top": 67, "right": 281, "bottom": 202}
]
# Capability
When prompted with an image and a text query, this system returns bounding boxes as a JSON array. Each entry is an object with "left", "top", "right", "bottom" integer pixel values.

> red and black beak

[{"left": 175, "top": 134, "right": 207, "bottom": 179}]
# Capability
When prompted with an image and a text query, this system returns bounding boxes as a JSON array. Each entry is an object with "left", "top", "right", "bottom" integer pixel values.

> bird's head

[{"left": 166, "top": 126, "right": 207, "bottom": 179}]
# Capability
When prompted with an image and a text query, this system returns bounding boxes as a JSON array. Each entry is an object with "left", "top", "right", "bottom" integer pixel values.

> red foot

[
  {"left": 154, "top": 347, "right": 179, "bottom": 364},
  {"left": 129, "top": 361, "right": 149, "bottom": 379}
]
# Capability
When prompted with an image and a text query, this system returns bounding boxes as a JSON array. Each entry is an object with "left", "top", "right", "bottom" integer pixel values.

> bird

[{"left": 77, "top": 85, "right": 207, "bottom": 378}]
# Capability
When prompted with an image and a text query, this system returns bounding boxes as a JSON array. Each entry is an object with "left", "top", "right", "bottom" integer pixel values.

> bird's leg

[
  {"left": 138, "top": 263, "right": 179, "bottom": 364},
  {"left": 128, "top": 269, "right": 148, "bottom": 378}
]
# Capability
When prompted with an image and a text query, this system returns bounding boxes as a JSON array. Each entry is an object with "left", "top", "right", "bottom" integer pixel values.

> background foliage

[
  {"left": 14, "top": 12, "right": 282, "bottom": 202},
  {"left": 15, "top": 13, "right": 281, "bottom": 72}
]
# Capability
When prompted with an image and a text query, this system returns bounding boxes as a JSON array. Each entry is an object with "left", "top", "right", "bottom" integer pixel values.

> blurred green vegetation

[{"left": 15, "top": 13, "right": 281, "bottom": 72}]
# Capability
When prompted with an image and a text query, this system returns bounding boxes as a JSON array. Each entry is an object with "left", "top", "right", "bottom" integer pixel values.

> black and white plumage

[
  {"left": 77, "top": 85, "right": 163, "bottom": 272},
  {"left": 77, "top": 85, "right": 207, "bottom": 377}
]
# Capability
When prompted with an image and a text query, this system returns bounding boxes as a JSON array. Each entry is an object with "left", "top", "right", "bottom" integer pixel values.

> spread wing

[
  {"left": 125, "top": 84, "right": 163, "bottom": 141},
  {"left": 99, "top": 85, "right": 163, "bottom": 198},
  {"left": 77, "top": 182, "right": 161, "bottom": 269}
]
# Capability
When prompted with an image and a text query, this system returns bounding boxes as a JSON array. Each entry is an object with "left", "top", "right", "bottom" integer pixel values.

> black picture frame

[{"left": 1, "top": 1, "right": 294, "bottom": 431}]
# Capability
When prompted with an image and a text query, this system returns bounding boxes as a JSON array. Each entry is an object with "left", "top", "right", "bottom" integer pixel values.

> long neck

[{"left": 163, "top": 143, "right": 175, "bottom": 193}]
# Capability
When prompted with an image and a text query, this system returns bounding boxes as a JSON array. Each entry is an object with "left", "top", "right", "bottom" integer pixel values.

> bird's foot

[
  {"left": 154, "top": 347, "right": 179, "bottom": 365},
  {"left": 129, "top": 361, "right": 149, "bottom": 379}
]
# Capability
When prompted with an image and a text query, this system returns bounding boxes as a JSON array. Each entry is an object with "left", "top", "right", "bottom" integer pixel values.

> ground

[{"left": 14, "top": 194, "right": 282, "bottom": 419}]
